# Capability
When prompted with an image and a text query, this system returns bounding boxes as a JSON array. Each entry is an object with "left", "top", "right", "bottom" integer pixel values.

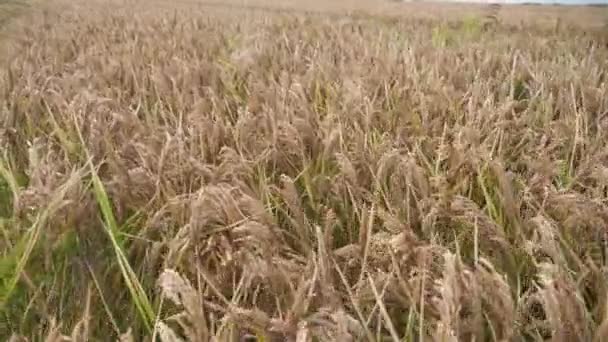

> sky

[
  {"left": 508, "top": 0, "right": 607, "bottom": 3},
  {"left": 446, "top": 0, "right": 607, "bottom": 3}
]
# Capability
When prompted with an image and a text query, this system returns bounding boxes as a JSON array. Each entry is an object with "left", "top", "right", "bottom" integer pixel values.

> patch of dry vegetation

[{"left": 2, "top": 0, "right": 608, "bottom": 341}]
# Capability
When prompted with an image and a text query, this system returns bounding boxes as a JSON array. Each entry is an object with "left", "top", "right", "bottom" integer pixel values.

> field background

[
  {"left": 1, "top": 0, "right": 608, "bottom": 341},
  {"left": 172, "top": 0, "right": 608, "bottom": 26}
]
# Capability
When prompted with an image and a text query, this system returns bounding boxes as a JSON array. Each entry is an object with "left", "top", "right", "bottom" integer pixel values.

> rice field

[{"left": 1, "top": 0, "right": 608, "bottom": 340}]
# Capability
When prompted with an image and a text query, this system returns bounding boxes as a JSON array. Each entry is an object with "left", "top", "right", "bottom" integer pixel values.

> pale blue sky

[
  {"left": 448, "top": 0, "right": 607, "bottom": 3},
  {"left": 509, "top": 0, "right": 607, "bottom": 3}
]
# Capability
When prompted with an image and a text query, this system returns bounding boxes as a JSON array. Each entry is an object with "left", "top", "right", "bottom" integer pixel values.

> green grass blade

[{"left": 88, "top": 164, "right": 156, "bottom": 333}]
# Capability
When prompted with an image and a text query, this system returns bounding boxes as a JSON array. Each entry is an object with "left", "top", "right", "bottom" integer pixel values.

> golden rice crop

[{"left": 1, "top": 0, "right": 608, "bottom": 340}]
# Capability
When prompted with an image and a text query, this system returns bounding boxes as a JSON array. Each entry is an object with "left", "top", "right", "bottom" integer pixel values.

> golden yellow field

[{"left": 1, "top": 0, "right": 608, "bottom": 340}]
